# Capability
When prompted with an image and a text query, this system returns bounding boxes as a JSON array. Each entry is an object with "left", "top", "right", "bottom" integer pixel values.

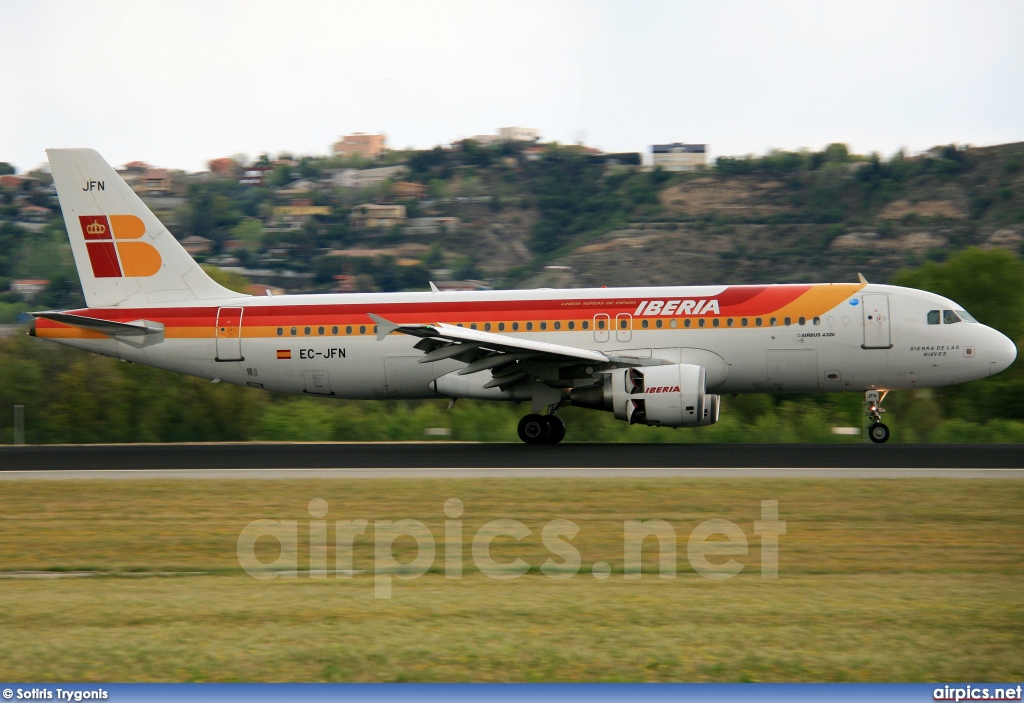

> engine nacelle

[
  {"left": 697, "top": 394, "right": 720, "bottom": 426},
  {"left": 572, "top": 364, "right": 708, "bottom": 428}
]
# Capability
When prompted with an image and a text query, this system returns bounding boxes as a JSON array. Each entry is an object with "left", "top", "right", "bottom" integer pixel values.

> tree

[{"left": 0, "top": 162, "right": 15, "bottom": 175}]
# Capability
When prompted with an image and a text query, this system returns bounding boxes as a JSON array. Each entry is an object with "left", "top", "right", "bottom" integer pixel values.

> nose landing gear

[
  {"left": 866, "top": 389, "right": 890, "bottom": 443},
  {"left": 517, "top": 412, "right": 566, "bottom": 444}
]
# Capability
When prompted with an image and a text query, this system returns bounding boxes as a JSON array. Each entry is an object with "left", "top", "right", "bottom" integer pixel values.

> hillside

[{"left": 1, "top": 140, "right": 1023, "bottom": 316}]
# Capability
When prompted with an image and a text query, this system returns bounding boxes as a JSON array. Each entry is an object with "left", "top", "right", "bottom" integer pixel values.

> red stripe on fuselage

[{"left": 37, "top": 285, "right": 827, "bottom": 330}]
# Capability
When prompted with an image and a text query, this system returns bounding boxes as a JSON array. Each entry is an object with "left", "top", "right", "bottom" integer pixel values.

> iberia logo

[{"left": 79, "top": 215, "right": 162, "bottom": 278}]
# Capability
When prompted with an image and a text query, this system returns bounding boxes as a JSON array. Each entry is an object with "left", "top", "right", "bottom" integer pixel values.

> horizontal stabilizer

[{"left": 32, "top": 311, "right": 164, "bottom": 337}]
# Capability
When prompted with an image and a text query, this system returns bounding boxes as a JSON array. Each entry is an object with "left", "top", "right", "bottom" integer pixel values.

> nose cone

[{"left": 990, "top": 328, "right": 1017, "bottom": 376}]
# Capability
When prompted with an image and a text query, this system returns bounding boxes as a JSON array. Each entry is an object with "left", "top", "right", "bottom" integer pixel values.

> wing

[{"left": 368, "top": 313, "right": 657, "bottom": 391}]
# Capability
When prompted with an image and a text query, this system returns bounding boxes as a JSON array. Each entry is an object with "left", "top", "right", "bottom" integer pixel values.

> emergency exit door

[
  {"left": 861, "top": 294, "right": 892, "bottom": 349},
  {"left": 215, "top": 307, "right": 244, "bottom": 361}
]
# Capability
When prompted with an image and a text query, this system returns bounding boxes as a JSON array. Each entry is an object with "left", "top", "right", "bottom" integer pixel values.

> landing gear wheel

[
  {"left": 518, "top": 414, "right": 549, "bottom": 444},
  {"left": 869, "top": 422, "right": 890, "bottom": 444},
  {"left": 544, "top": 415, "right": 566, "bottom": 444}
]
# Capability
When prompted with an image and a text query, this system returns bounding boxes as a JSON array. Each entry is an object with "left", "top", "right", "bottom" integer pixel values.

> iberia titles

[{"left": 634, "top": 299, "right": 720, "bottom": 316}]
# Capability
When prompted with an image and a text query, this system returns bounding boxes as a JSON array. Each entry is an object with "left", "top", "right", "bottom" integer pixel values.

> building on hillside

[
  {"left": 208, "top": 158, "right": 238, "bottom": 176},
  {"left": 466, "top": 127, "right": 541, "bottom": 146},
  {"left": 468, "top": 134, "right": 504, "bottom": 146},
  {"left": 180, "top": 235, "right": 213, "bottom": 255},
  {"left": 272, "top": 203, "right": 332, "bottom": 228},
  {"left": 651, "top": 143, "right": 707, "bottom": 171},
  {"left": 10, "top": 279, "right": 49, "bottom": 300},
  {"left": 403, "top": 217, "right": 460, "bottom": 236},
  {"left": 326, "top": 165, "right": 408, "bottom": 189},
  {"left": 240, "top": 166, "right": 274, "bottom": 186},
  {"left": 332, "top": 275, "right": 358, "bottom": 293},
  {"left": 137, "top": 168, "right": 173, "bottom": 196},
  {"left": 350, "top": 204, "right": 407, "bottom": 229},
  {"left": 0, "top": 174, "right": 28, "bottom": 188},
  {"left": 499, "top": 126, "right": 540, "bottom": 142},
  {"left": 332, "top": 133, "right": 387, "bottom": 160},
  {"left": 17, "top": 205, "right": 51, "bottom": 223},
  {"left": 390, "top": 181, "right": 427, "bottom": 200}
]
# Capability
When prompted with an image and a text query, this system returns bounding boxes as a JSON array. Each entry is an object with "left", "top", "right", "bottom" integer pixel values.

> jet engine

[{"left": 571, "top": 364, "right": 718, "bottom": 427}]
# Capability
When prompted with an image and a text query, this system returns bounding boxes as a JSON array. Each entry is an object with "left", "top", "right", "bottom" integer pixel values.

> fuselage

[{"left": 32, "top": 282, "right": 1017, "bottom": 400}]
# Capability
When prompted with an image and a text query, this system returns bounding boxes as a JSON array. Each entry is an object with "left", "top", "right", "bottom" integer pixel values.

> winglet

[
  {"left": 429, "top": 281, "right": 440, "bottom": 293},
  {"left": 368, "top": 313, "right": 399, "bottom": 341},
  {"left": 858, "top": 272, "right": 869, "bottom": 284}
]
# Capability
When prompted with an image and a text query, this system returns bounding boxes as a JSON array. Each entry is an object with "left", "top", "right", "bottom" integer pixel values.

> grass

[{"left": 0, "top": 478, "right": 1021, "bottom": 681}]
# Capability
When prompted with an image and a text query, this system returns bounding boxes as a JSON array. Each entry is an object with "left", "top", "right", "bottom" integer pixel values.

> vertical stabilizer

[{"left": 46, "top": 148, "right": 247, "bottom": 307}]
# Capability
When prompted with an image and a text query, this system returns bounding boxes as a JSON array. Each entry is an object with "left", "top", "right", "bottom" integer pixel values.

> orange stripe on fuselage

[{"left": 33, "top": 284, "right": 867, "bottom": 339}]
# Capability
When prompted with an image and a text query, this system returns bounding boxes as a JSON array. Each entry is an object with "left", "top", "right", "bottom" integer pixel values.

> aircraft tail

[{"left": 46, "top": 148, "right": 247, "bottom": 307}]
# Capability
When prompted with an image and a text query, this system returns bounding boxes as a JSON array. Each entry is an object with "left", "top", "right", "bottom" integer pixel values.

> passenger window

[
  {"left": 359, "top": 325, "right": 366, "bottom": 334},
  {"left": 471, "top": 323, "right": 478, "bottom": 330},
  {"left": 554, "top": 321, "right": 561, "bottom": 330},
  {"left": 512, "top": 322, "right": 520, "bottom": 331},
  {"left": 656, "top": 319, "right": 663, "bottom": 329},
  {"left": 641, "top": 319, "right": 649, "bottom": 329},
  {"left": 498, "top": 322, "right": 505, "bottom": 332},
  {"left": 540, "top": 322, "right": 547, "bottom": 330},
  {"left": 276, "top": 327, "right": 283, "bottom": 336},
  {"left": 597, "top": 319, "right": 605, "bottom": 329},
  {"left": 741, "top": 318, "right": 748, "bottom": 327},
  {"left": 755, "top": 318, "right": 763, "bottom": 327},
  {"left": 712, "top": 318, "right": 720, "bottom": 327},
  {"left": 698, "top": 319, "right": 706, "bottom": 328},
  {"left": 581, "top": 321, "right": 588, "bottom": 330},
  {"left": 798, "top": 317, "right": 806, "bottom": 326},
  {"left": 784, "top": 317, "right": 791, "bottom": 326},
  {"left": 346, "top": 326, "right": 352, "bottom": 334},
  {"left": 484, "top": 323, "right": 491, "bottom": 331},
  {"left": 770, "top": 317, "right": 777, "bottom": 326},
  {"left": 526, "top": 322, "right": 534, "bottom": 331},
  {"left": 813, "top": 317, "right": 820, "bottom": 326},
  {"left": 331, "top": 326, "right": 338, "bottom": 335},
  {"left": 684, "top": 319, "right": 691, "bottom": 328},
  {"left": 727, "top": 318, "right": 734, "bottom": 327},
  {"left": 568, "top": 321, "right": 575, "bottom": 330},
  {"left": 927, "top": 310, "right": 940, "bottom": 325},
  {"left": 318, "top": 326, "right": 325, "bottom": 335},
  {"left": 943, "top": 310, "right": 961, "bottom": 324},
  {"left": 619, "top": 319, "right": 627, "bottom": 329},
  {"left": 669, "top": 319, "right": 677, "bottom": 328},
  {"left": 290, "top": 327, "right": 297, "bottom": 336}
]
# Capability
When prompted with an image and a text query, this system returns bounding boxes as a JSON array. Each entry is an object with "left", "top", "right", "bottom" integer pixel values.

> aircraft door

[
  {"left": 594, "top": 314, "right": 610, "bottom": 343},
  {"left": 861, "top": 294, "right": 892, "bottom": 349},
  {"left": 215, "top": 307, "right": 244, "bottom": 361},
  {"left": 615, "top": 313, "right": 632, "bottom": 343},
  {"left": 303, "top": 370, "right": 333, "bottom": 395}
]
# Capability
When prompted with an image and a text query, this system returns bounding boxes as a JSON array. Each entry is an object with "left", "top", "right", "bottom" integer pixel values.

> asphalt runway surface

[{"left": 0, "top": 443, "right": 1021, "bottom": 478}]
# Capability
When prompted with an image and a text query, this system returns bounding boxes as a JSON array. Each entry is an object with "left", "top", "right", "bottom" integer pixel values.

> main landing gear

[
  {"left": 517, "top": 413, "right": 566, "bottom": 444},
  {"left": 866, "top": 389, "right": 890, "bottom": 444}
]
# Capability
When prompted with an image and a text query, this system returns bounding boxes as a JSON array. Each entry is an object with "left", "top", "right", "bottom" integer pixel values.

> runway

[{"left": 0, "top": 442, "right": 1021, "bottom": 478}]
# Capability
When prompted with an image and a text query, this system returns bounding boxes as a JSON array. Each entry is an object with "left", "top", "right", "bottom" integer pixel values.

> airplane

[{"left": 30, "top": 148, "right": 1017, "bottom": 444}]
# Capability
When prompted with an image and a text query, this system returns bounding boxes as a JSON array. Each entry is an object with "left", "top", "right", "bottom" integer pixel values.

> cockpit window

[
  {"left": 956, "top": 309, "right": 978, "bottom": 323},
  {"left": 943, "top": 309, "right": 961, "bottom": 324},
  {"left": 927, "top": 310, "right": 940, "bottom": 325}
]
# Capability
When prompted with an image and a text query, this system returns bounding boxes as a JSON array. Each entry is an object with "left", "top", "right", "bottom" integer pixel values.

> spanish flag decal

[{"left": 277, "top": 350, "right": 292, "bottom": 360}]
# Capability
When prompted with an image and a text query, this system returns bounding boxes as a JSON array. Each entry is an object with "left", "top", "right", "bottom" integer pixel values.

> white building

[
  {"left": 651, "top": 143, "right": 707, "bottom": 171},
  {"left": 326, "top": 165, "right": 409, "bottom": 189},
  {"left": 498, "top": 126, "right": 540, "bottom": 142}
]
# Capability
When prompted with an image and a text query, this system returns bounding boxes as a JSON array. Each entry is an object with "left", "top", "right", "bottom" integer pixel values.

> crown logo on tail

[{"left": 85, "top": 221, "right": 106, "bottom": 235}]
